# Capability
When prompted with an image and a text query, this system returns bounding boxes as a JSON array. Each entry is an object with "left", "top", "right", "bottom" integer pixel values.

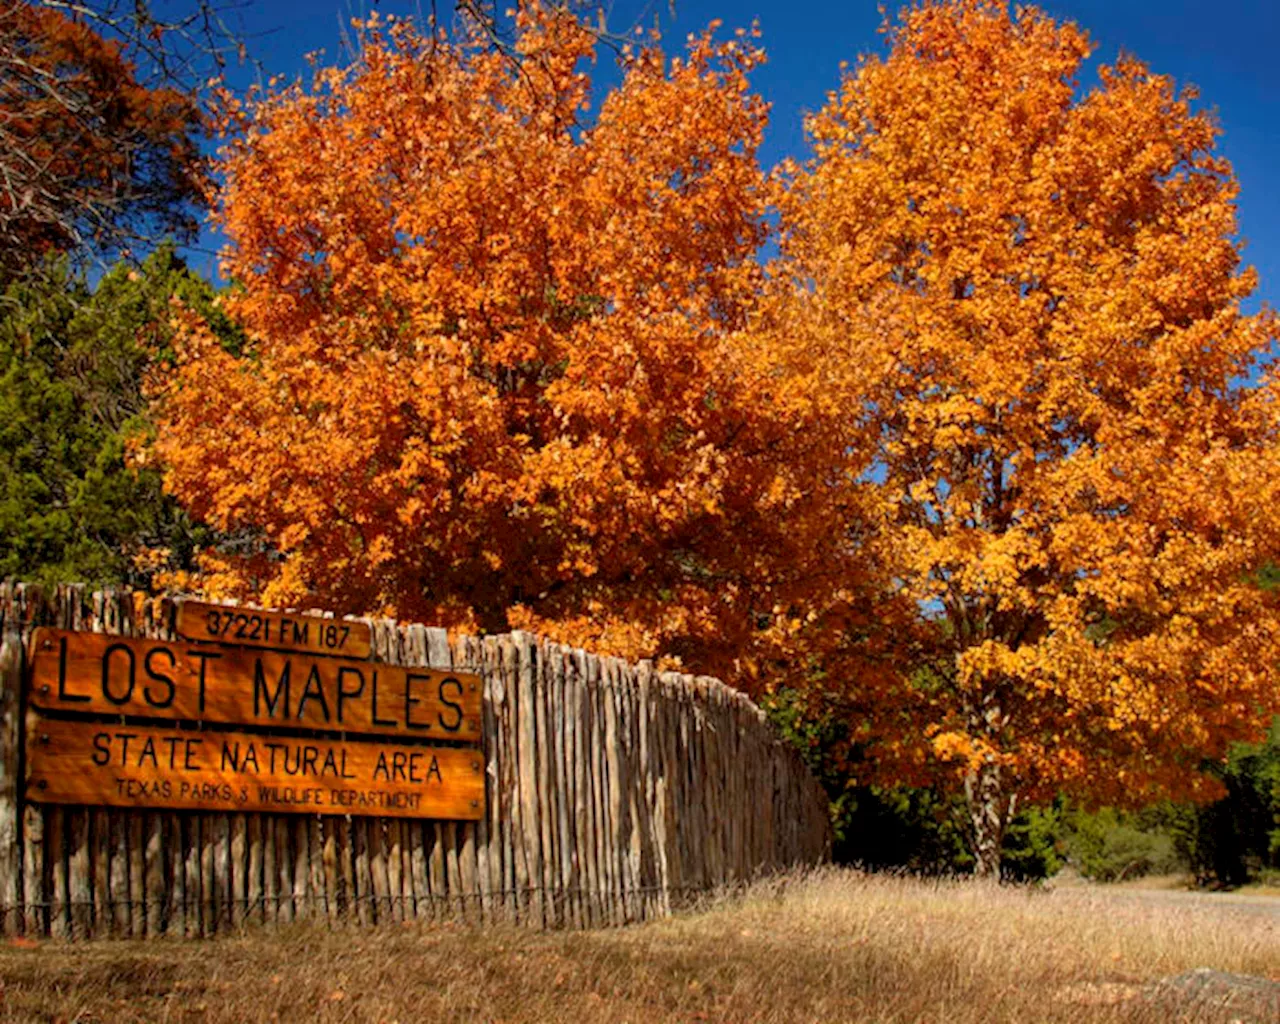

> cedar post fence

[{"left": 0, "top": 583, "right": 831, "bottom": 936}]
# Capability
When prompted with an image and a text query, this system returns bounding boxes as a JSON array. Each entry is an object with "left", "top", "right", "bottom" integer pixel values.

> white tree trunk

[{"left": 964, "top": 759, "right": 1009, "bottom": 878}]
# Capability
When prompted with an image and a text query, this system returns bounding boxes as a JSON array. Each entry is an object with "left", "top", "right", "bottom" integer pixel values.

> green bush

[
  {"left": 1172, "top": 718, "right": 1280, "bottom": 887},
  {"left": 1002, "top": 803, "right": 1065, "bottom": 882},
  {"left": 1062, "top": 806, "right": 1185, "bottom": 882}
]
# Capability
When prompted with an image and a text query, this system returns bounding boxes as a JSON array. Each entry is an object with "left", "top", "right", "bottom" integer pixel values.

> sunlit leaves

[
  {"left": 775, "top": 0, "right": 1280, "bottom": 865},
  {"left": 150, "top": 4, "right": 878, "bottom": 685}
]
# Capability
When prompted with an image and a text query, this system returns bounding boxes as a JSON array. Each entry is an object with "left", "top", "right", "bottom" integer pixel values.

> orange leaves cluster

[
  {"left": 775, "top": 0, "right": 1280, "bottom": 816},
  {"left": 152, "top": 4, "right": 878, "bottom": 683},
  {"left": 0, "top": 3, "right": 202, "bottom": 276}
]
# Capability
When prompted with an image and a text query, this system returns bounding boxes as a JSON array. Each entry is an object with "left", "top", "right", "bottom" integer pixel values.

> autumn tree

[
  {"left": 151, "top": 5, "right": 884, "bottom": 681},
  {"left": 776, "top": 0, "right": 1280, "bottom": 874},
  {"left": 0, "top": 0, "right": 260, "bottom": 281}
]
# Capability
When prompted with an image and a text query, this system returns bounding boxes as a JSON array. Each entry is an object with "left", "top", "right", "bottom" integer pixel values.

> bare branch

[{"left": 0, "top": 0, "right": 250, "bottom": 280}]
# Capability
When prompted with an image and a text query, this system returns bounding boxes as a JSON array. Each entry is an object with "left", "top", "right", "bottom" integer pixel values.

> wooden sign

[
  {"left": 25, "top": 715, "right": 484, "bottom": 820},
  {"left": 28, "top": 628, "right": 481, "bottom": 742},
  {"left": 176, "top": 600, "right": 372, "bottom": 658}
]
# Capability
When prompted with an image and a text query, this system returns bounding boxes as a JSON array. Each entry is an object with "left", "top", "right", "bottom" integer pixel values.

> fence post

[{"left": 0, "top": 601, "right": 24, "bottom": 936}]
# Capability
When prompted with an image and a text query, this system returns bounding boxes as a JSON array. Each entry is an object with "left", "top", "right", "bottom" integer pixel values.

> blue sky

[{"left": 200, "top": 0, "right": 1279, "bottom": 312}]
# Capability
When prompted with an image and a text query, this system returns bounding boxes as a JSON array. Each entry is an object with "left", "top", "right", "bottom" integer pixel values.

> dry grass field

[{"left": 0, "top": 869, "right": 1274, "bottom": 1023}]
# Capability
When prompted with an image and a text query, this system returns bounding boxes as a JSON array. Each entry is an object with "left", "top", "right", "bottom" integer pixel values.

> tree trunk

[{"left": 964, "top": 759, "right": 1010, "bottom": 879}]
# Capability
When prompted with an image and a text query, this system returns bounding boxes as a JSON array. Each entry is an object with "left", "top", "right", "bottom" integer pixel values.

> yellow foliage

[{"left": 773, "top": 0, "right": 1280, "bottom": 824}]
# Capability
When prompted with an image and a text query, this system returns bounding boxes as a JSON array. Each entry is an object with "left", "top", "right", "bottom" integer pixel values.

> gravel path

[{"left": 1086, "top": 884, "right": 1280, "bottom": 922}]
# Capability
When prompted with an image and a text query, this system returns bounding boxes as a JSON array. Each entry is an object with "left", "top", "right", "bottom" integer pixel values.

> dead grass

[{"left": 0, "top": 868, "right": 1274, "bottom": 1023}]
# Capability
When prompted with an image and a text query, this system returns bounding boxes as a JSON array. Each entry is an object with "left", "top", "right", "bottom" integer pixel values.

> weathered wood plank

[
  {"left": 292, "top": 817, "right": 310, "bottom": 922},
  {"left": 427, "top": 820, "right": 446, "bottom": 922},
  {"left": 259, "top": 812, "right": 275, "bottom": 926},
  {"left": 199, "top": 813, "right": 215, "bottom": 935},
  {"left": 21, "top": 804, "right": 43, "bottom": 936},
  {"left": 275, "top": 815, "right": 293, "bottom": 924},
  {"left": 320, "top": 816, "right": 337, "bottom": 922},
  {"left": 0, "top": 636, "right": 23, "bottom": 937},
  {"left": 181, "top": 814, "right": 199, "bottom": 936},
  {"left": 353, "top": 817, "right": 371, "bottom": 926},
  {"left": 336, "top": 816, "right": 354, "bottom": 923},
  {"left": 248, "top": 813, "right": 265, "bottom": 925},
  {"left": 113, "top": 810, "right": 131, "bottom": 935},
  {"left": 564, "top": 650, "right": 583, "bottom": 928},
  {"left": 128, "top": 812, "right": 145, "bottom": 936},
  {"left": 68, "top": 809, "right": 91, "bottom": 937},
  {"left": 451, "top": 634, "right": 480, "bottom": 924},
  {"left": 460, "top": 637, "right": 491, "bottom": 923},
  {"left": 481, "top": 637, "right": 503, "bottom": 922},
  {"left": 515, "top": 633, "right": 542, "bottom": 927},
  {"left": 146, "top": 813, "right": 166, "bottom": 935},
  {"left": 549, "top": 645, "right": 572, "bottom": 927},
  {"left": 386, "top": 818, "right": 404, "bottom": 922},
  {"left": 369, "top": 818, "right": 389, "bottom": 923},
  {"left": 576, "top": 650, "right": 599, "bottom": 928},
  {"left": 167, "top": 814, "right": 185, "bottom": 935},
  {"left": 535, "top": 641, "right": 557, "bottom": 925},
  {"left": 443, "top": 822, "right": 460, "bottom": 921},
  {"left": 602, "top": 659, "right": 624, "bottom": 924},
  {"left": 230, "top": 813, "right": 247, "bottom": 928},
  {"left": 48, "top": 808, "right": 68, "bottom": 937},
  {"left": 500, "top": 637, "right": 523, "bottom": 924}
]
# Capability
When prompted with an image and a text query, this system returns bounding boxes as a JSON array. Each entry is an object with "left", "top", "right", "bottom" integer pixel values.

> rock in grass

[
  {"left": 1054, "top": 968, "right": 1280, "bottom": 1022},
  {"left": 1145, "top": 967, "right": 1280, "bottom": 1023}
]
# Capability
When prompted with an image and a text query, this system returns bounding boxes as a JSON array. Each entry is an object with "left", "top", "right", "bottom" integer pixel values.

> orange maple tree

[
  {"left": 775, "top": 0, "right": 1280, "bottom": 872},
  {"left": 150, "top": 5, "right": 881, "bottom": 681}
]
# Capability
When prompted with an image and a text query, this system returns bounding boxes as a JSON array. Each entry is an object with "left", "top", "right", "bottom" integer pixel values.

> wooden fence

[{"left": 0, "top": 583, "right": 831, "bottom": 936}]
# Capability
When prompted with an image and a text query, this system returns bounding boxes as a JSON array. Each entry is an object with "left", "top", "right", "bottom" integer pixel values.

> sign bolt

[
  {"left": 37, "top": 780, "right": 47, "bottom": 790},
  {"left": 40, "top": 684, "right": 50, "bottom": 695},
  {"left": 470, "top": 800, "right": 479, "bottom": 808},
  {"left": 39, "top": 734, "right": 48, "bottom": 745},
  {"left": 41, "top": 639, "right": 52, "bottom": 650},
  {"left": 471, "top": 762, "right": 479, "bottom": 772}
]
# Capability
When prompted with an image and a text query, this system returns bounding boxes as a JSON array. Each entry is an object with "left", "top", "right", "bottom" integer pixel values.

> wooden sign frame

[
  {"left": 28, "top": 627, "right": 482, "bottom": 742},
  {"left": 26, "top": 714, "right": 484, "bottom": 820}
]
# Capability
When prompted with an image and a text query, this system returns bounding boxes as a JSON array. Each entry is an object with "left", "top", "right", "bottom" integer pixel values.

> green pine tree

[{"left": 0, "top": 248, "right": 238, "bottom": 588}]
